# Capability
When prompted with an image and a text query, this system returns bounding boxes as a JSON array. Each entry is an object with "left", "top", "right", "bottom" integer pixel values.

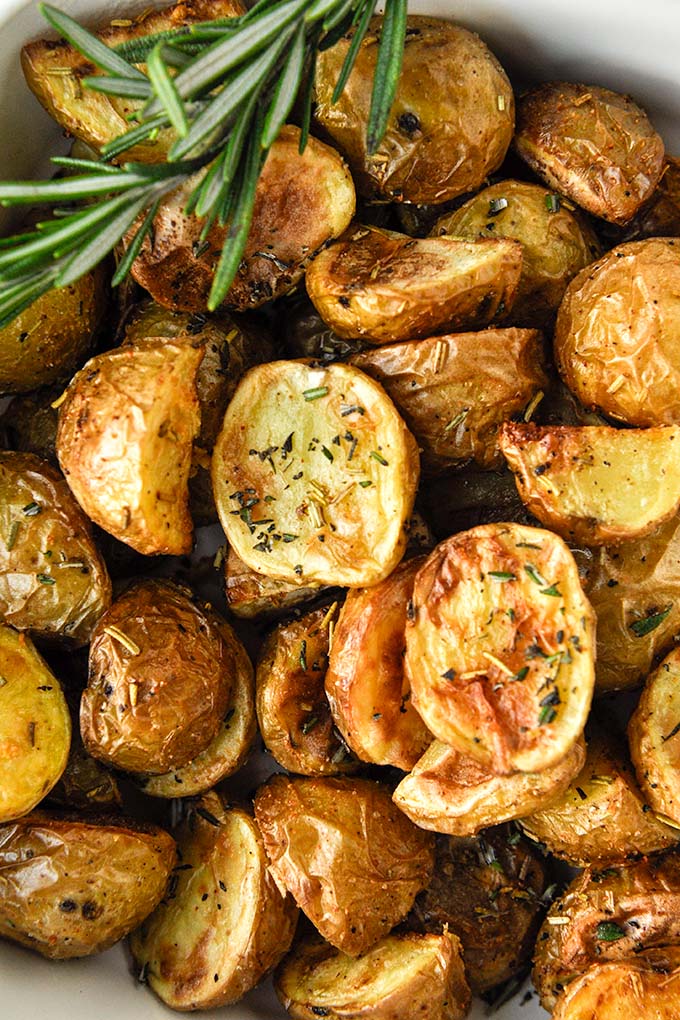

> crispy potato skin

[
  {"left": 629, "top": 646, "right": 680, "bottom": 824},
  {"left": 130, "top": 796, "right": 298, "bottom": 1010},
  {"left": 623, "top": 155, "right": 680, "bottom": 240},
  {"left": 254, "top": 775, "right": 435, "bottom": 957},
  {"left": 352, "top": 329, "right": 547, "bottom": 471},
  {"left": 0, "top": 812, "right": 175, "bottom": 958},
  {"left": 0, "top": 452, "right": 111, "bottom": 645},
  {"left": 21, "top": 0, "right": 245, "bottom": 163},
  {"left": 393, "top": 736, "right": 585, "bottom": 837},
  {"left": 224, "top": 545, "right": 323, "bottom": 620},
  {"left": 305, "top": 226, "right": 522, "bottom": 344},
  {"left": 81, "top": 580, "right": 232, "bottom": 774},
  {"left": 275, "top": 931, "right": 470, "bottom": 1020},
  {"left": 57, "top": 338, "right": 202, "bottom": 555},
  {"left": 130, "top": 126, "right": 355, "bottom": 313},
  {"left": 500, "top": 422, "right": 680, "bottom": 546},
  {"left": 554, "top": 238, "right": 680, "bottom": 426},
  {"left": 325, "top": 558, "right": 431, "bottom": 769},
  {"left": 406, "top": 524, "right": 595, "bottom": 775},
  {"left": 550, "top": 947, "right": 680, "bottom": 1020},
  {"left": 314, "top": 16, "right": 514, "bottom": 204},
  {"left": 515, "top": 82, "right": 664, "bottom": 224}
]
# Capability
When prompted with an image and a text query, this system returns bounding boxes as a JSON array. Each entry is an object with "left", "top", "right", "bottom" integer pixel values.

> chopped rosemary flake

[
  {"left": 545, "top": 193, "right": 561, "bottom": 213},
  {"left": 595, "top": 921, "right": 626, "bottom": 942},
  {"left": 321, "top": 445, "right": 334, "bottom": 462},
  {"left": 513, "top": 666, "right": 529, "bottom": 682},
  {"left": 539, "top": 689, "right": 561, "bottom": 707},
  {"left": 299, "top": 640, "right": 308, "bottom": 671},
  {"left": 303, "top": 386, "right": 328, "bottom": 402},
  {"left": 630, "top": 606, "right": 672, "bottom": 637},
  {"left": 301, "top": 715, "right": 319, "bottom": 735},
  {"left": 488, "top": 197, "right": 508, "bottom": 216},
  {"left": 443, "top": 408, "right": 469, "bottom": 433},
  {"left": 441, "top": 668, "right": 456, "bottom": 681},
  {"left": 538, "top": 704, "right": 557, "bottom": 726},
  {"left": 662, "top": 721, "right": 680, "bottom": 743},
  {"left": 195, "top": 807, "right": 221, "bottom": 828},
  {"left": 36, "top": 573, "right": 55, "bottom": 585},
  {"left": 516, "top": 542, "right": 542, "bottom": 549},
  {"left": 282, "top": 533, "right": 298, "bottom": 543},
  {"left": 488, "top": 571, "right": 516, "bottom": 581},
  {"left": 525, "top": 563, "right": 548, "bottom": 586},
  {"left": 359, "top": 479, "right": 373, "bottom": 488},
  {"left": 370, "top": 451, "right": 388, "bottom": 466},
  {"left": 0, "top": 676, "right": 7, "bottom": 687},
  {"left": 282, "top": 432, "right": 294, "bottom": 456},
  {"left": 6, "top": 520, "right": 19, "bottom": 550},
  {"left": 540, "top": 584, "right": 561, "bottom": 597},
  {"left": 22, "top": 502, "right": 42, "bottom": 517},
  {"left": 103, "top": 625, "right": 140, "bottom": 656},
  {"left": 340, "top": 404, "right": 365, "bottom": 416}
]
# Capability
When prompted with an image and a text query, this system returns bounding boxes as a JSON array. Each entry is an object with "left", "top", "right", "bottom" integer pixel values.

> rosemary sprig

[{"left": 0, "top": 0, "right": 407, "bottom": 328}]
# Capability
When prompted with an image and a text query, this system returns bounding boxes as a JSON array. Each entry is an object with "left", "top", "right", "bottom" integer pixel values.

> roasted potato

[
  {"left": 130, "top": 126, "right": 355, "bottom": 313},
  {"left": 324, "top": 557, "right": 431, "bottom": 770},
  {"left": 254, "top": 775, "right": 435, "bottom": 957},
  {"left": 256, "top": 604, "right": 357, "bottom": 776},
  {"left": 211, "top": 360, "right": 419, "bottom": 587},
  {"left": 629, "top": 646, "right": 680, "bottom": 825},
  {"left": 520, "top": 722, "right": 678, "bottom": 865},
  {"left": 275, "top": 931, "right": 470, "bottom": 1020},
  {"left": 554, "top": 238, "right": 680, "bottom": 427},
  {"left": 57, "top": 336, "right": 202, "bottom": 556},
  {"left": 81, "top": 580, "right": 233, "bottom": 774},
  {"left": 47, "top": 739, "right": 121, "bottom": 813},
  {"left": 351, "top": 329, "right": 547, "bottom": 471},
  {"left": 283, "top": 301, "right": 367, "bottom": 362},
  {"left": 223, "top": 545, "right": 324, "bottom": 620},
  {"left": 0, "top": 452, "right": 111, "bottom": 645},
  {"left": 515, "top": 82, "right": 665, "bottom": 224},
  {"left": 499, "top": 423, "right": 680, "bottom": 546},
  {"left": 0, "top": 812, "right": 175, "bottom": 958},
  {"left": 0, "top": 385, "right": 60, "bottom": 464},
  {"left": 623, "top": 155, "right": 680, "bottom": 240},
  {"left": 405, "top": 828, "right": 548, "bottom": 994},
  {"left": 406, "top": 524, "right": 595, "bottom": 775},
  {"left": 314, "top": 15, "right": 514, "bottom": 204},
  {"left": 305, "top": 225, "right": 522, "bottom": 344},
  {"left": 393, "top": 736, "right": 585, "bottom": 837},
  {"left": 130, "top": 795, "right": 298, "bottom": 1010}
]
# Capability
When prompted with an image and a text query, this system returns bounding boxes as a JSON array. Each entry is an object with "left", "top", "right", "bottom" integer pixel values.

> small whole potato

[
  {"left": 550, "top": 947, "right": 680, "bottom": 1020},
  {"left": 628, "top": 645, "right": 680, "bottom": 825}
]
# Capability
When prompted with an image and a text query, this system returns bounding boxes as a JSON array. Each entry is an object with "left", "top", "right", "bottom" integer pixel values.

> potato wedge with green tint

[
  {"left": 0, "top": 625, "right": 70, "bottom": 822},
  {"left": 224, "top": 545, "right": 324, "bottom": 620},
  {"left": 629, "top": 646, "right": 680, "bottom": 825},
  {"left": 130, "top": 795, "right": 298, "bottom": 1010},
  {"left": 211, "top": 360, "right": 419, "bottom": 588},
  {"left": 275, "top": 931, "right": 470, "bottom": 1020},
  {"left": 406, "top": 524, "right": 595, "bottom": 774},
  {"left": 551, "top": 947, "right": 680, "bottom": 1020},
  {"left": 500, "top": 422, "right": 680, "bottom": 545}
]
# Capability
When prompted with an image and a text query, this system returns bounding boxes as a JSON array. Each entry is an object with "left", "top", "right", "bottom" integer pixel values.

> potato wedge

[
  {"left": 0, "top": 812, "right": 175, "bottom": 958},
  {"left": 325, "top": 557, "right": 431, "bottom": 770},
  {"left": 393, "top": 735, "right": 585, "bottom": 836},
  {"left": 275, "top": 931, "right": 470, "bottom": 1020},
  {"left": 551, "top": 947, "right": 680, "bottom": 1020},
  {"left": 254, "top": 775, "right": 434, "bottom": 957},
  {"left": 406, "top": 524, "right": 595, "bottom": 774},
  {"left": 515, "top": 83, "right": 665, "bottom": 224},
  {"left": 224, "top": 545, "right": 324, "bottom": 620},
  {"left": 211, "top": 360, "right": 419, "bottom": 587},
  {"left": 624, "top": 155, "right": 680, "bottom": 240},
  {"left": 130, "top": 795, "right": 298, "bottom": 1010},
  {"left": 351, "top": 329, "right": 547, "bottom": 471},
  {"left": 629, "top": 646, "right": 680, "bottom": 825},
  {"left": 305, "top": 226, "right": 522, "bottom": 344},
  {"left": 0, "top": 625, "right": 70, "bottom": 822},
  {"left": 554, "top": 238, "right": 680, "bottom": 427},
  {"left": 57, "top": 337, "right": 202, "bottom": 556},
  {"left": 500, "top": 422, "right": 680, "bottom": 545}
]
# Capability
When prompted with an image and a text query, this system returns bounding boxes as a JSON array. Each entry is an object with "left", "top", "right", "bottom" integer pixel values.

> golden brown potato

[
  {"left": 500, "top": 422, "right": 680, "bottom": 545},
  {"left": 405, "top": 828, "right": 548, "bottom": 994},
  {"left": 0, "top": 452, "right": 111, "bottom": 645},
  {"left": 57, "top": 337, "right": 202, "bottom": 556},
  {"left": 130, "top": 795, "right": 298, "bottom": 1010},
  {"left": 254, "top": 775, "right": 435, "bottom": 957},
  {"left": 406, "top": 524, "right": 595, "bottom": 775},
  {"left": 0, "top": 385, "right": 60, "bottom": 464},
  {"left": 275, "top": 931, "right": 470, "bottom": 1020},
  {"left": 305, "top": 225, "right": 522, "bottom": 344},
  {"left": 325, "top": 558, "right": 431, "bottom": 770},
  {"left": 434, "top": 180, "right": 600, "bottom": 326},
  {"left": 0, "top": 812, "right": 175, "bottom": 958},
  {"left": 81, "top": 580, "right": 233, "bottom": 775},
  {"left": 515, "top": 82, "right": 665, "bottom": 224},
  {"left": 550, "top": 947, "right": 680, "bottom": 1020},
  {"left": 211, "top": 360, "right": 419, "bottom": 588},
  {"left": 554, "top": 238, "right": 680, "bottom": 427},
  {"left": 130, "top": 126, "right": 355, "bottom": 313},
  {"left": 314, "top": 16, "right": 514, "bottom": 204},
  {"left": 21, "top": 0, "right": 245, "bottom": 163},
  {"left": 393, "top": 736, "right": 585, "bottom": 837},
  {"left": 629, "top": 646, "right": 680, "bottom": 825},
  {"left": 623, "top": 155, "right": 680, "bottom": 240},
  {"left": 0, "top": 625, "right": 70, "bottom": 823},
  {"left": 520, "top": 722, "right": 678, "bottom": 864},
  {"left": 533, "top": 849, "right": 680, "bottom": 1011},
  {"left": 223, "top": 545, "right": 324, "bottom": 620},
  {"left": 351, "top": 328, "right": 547, "bottom": 471},
  {"left": 256, "top": 604, "right": 357, "bottom": 776}
]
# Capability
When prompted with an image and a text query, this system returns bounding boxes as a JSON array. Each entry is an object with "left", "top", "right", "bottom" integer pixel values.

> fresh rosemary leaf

[
  {"left": 40, "top": 3, "right": 146, "bottom": 80},
  {"left": 113, "top": 18, "right": 244, "bottom": 63},
  {"left": 111, "top": 199, "right": 160, "bottom": 286},
  {"left": 298, "top": 31, "right": 321, "bottom": 154},
  {"left": 366, "top": 0, "right": 407, "bottom": 153},
  {"left": 50, "top": 156, "right": 119, "bottom": 174},
  {"left": 322, "top": 0, "right": 359, "bottom": 33},
  {"left": 0, "top": 271, "right": 58, "bottom": 330},
  {"left": 262, "top": 22, "right": 306, "bottom": 148},
  {"left": 100, "top": 113, "right": 169, "bottom": 160},
  {"left": 146, "top": 44, "right": 190, "bottom": 137},
  {"left": 84, "top": 75, "right": 153, "bottom": 100},
  {"left": 0, "top": 171, "right": 151, "bottom": 204},
  {"left": 331, "top": 0, "right": 375, "bottom": 100}
]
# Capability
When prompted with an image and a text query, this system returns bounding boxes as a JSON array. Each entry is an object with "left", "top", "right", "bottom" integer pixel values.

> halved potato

[
  {"left": 406, "top": 524, "right": 595, "bottom": 774},
  {"left": 624, "top": 155, "right": 680, "bottom": 240},
  {"left": 254, "top": 775, "right": 435, "bottom": 957},
  {"left": 499, "top": 422, "right": 680, "bottom": 545},
  {"left": 211, "top": 360, "right": 419, "bottom": 587},
  {"left": 0, "top": 812, "right": 175, "bottom": 958},
  {"left": 56, "top": 337, "right": 202, "bottom": 555},
  {"left": 629, "top": 646, "right": 680, "bottom": 825},
  {"left": 0, "top": 625, "right": 70, "bottom": 822},
  {"left": 130, "top": 795, "right": 298, "bottom": 1010},
  {"left": 305, "top": 226, "right": 522, "bottom": 344},
  {"left": 325, "top": 557, "right": 431, "bottom": 770},
  {"left": 551, "top": 947, "right": 680, "bottom": 1020},
  {"left": 393, "top": 735, "right": 585, "bottom": 836},
  {"left": 351, "top": 328, "right": 547, "bottom": 471},
  {"left": 515, "top": 83, "right": 665, "bottom": 224},
  {"left": 223, "top": 545, "right": 324, "bottom": 620},
  {"left": 275, "top": 931, "right": 470, "bottom": 1020}
]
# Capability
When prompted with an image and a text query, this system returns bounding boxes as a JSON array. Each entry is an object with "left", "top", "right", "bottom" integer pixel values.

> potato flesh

[
  {"left": 551, "top": 948, "right": 680, "bottom": 1020},
  {"left": 629, "top": 646, "right": 680, "bottom": 824}
]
